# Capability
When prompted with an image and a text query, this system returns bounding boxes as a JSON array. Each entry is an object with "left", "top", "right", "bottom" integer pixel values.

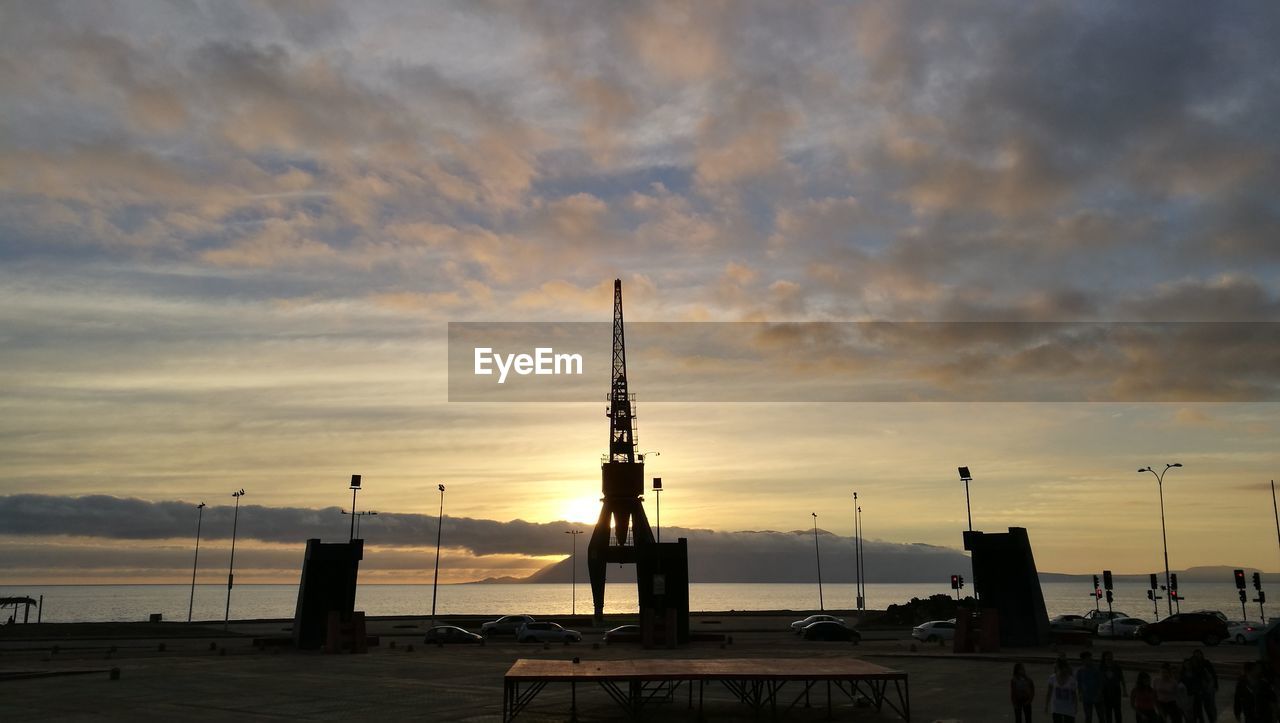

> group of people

[{"left": 1010, "top": 650, "right": 1278, "bottom": 722}]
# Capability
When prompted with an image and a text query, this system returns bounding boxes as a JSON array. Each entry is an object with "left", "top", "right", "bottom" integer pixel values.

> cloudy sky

[{"left": 1, "top": 1, "right": 1278, "bottom": 585}]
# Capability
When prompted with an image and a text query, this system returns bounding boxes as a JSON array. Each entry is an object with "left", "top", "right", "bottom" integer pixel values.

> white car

[
  {"left": 790, "top": 614, "right": 845, "bottom": 633},
  {"left": 516, "top": 621, "right": 582, "bottom": 643},
  {"left": 1096, "top": 617, "right": 1147, "bottom": 639},
  {"left": 481, "top": 615, "right": 535, "bottom": 637},
  {"left": 1228, "top": 620, "right": 1266, "bottom": 645},
  {"left": 1083, "top": 610, "right": 1130, "bottom": 631},
  {"left": 912, "top": 620, "right": 956, "bottom": 643},
  {"left": 1050, "top": 614, "right": 1090, "bottom": 632}
]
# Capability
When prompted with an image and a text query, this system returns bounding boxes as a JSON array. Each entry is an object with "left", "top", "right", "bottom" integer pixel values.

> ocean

[{"left": 0, "top": 581, "right": 1267, "bottom": 624}]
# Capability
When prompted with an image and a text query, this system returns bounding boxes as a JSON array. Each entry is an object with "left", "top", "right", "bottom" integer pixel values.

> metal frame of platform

[{"left": 502, "top": 657, "right": 910, "bottom": 721}]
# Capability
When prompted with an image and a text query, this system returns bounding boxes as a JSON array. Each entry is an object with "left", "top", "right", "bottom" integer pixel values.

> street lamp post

[
  {"left": 224, "top": 489, "right": 245, "bottom": 631},
  {"left": 188, "top": 502, "right": 205, "bottom": 623},
  {"left": 857, "top": 504, "right": 866, "bottom": 610},
  {"left": 812, "top": 512, "right": 824, "bottom": 611},
  {"left": 1139, "top": 463, "right": 1182, "bottom": 618},
  {"left": 565, "top": 530, "right": 584, "bottom": 615},
  {"left": 957, "top": 467, "right": 973, "bottom": 531},
  {"left": 431, "top": 484, "right": 445, "bottom": 625},
  {"left": 348, "top": 474, "right": 362, "bottom": 542},
  {"left": 653, "top": 477, "right": 663, "bottom": 543},
  {"left": 853, "top": 492, "right": 862, "bottom": 611}
]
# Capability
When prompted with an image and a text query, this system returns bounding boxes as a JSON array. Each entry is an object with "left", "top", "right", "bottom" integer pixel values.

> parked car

[
  {"left": 1138, "top": 612, "right": 1229, "bottom": 646},
  {"left": 1083, "top": 610, "right": 1130, "bottom": 631},
  {"left": 912, "top": 620, "right": 956, "bottom": 643},
  {"left": 801, "top": 621, "right": 860, "bottom": 642},
  {"left": 602, "top": 625, "right": 641, "bottom": 643},
  {"left": 1050, "top": 614, "right": 1090, "bottom": 632},
  {"left": 481, "top": 615, "right": 535, "bottom": 637},
  {"left": 516, "top": 621, "right": 582, "bottom": 643},
  {"left": 1096, "top": 617, "right": 1147, "bottom": 639},
  {"left": 424, "top": 625, "right": 483, "bottom": 644},
  {"left": 1228, "top": 620, "right": 1266, "bottom": 645},
  {"left": 790, "top": 614, "right": 845, "bottom": 633}
]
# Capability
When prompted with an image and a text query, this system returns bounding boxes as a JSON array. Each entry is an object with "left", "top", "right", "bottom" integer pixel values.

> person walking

[
  {"left": 1012, "top": 662, "right": 1036, "bottom": 723},
  {"left": 1156, "top": 662, "right": 1184, "bottom": 722},
  {"left": 1047, "top": 658, "right": 1080, "bottom": 723},
  {"left": 1077, "top": 651, "right": 1104, "bottom": 723},
  {"left": 1099, "top": 651, "right": 1128, "bottom": 723},
  {"left": 1190, "top": 649, "right": 1218, "bottom": 723},
  {"left": 1233, "top": 662, "right": 1277, "bottom": 723},
  {"left": 1130, "top": 671, "right": 1159, "bottom": 723}
]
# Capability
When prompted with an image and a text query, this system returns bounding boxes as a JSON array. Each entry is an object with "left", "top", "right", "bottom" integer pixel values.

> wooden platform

[{"left": 503, "top": 657, "right": 910, "bottom": 721}]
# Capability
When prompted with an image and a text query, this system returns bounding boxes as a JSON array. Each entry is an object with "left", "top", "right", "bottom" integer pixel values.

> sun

[{"left": 558, "top": 496, "right": 602, "bottom": 525}]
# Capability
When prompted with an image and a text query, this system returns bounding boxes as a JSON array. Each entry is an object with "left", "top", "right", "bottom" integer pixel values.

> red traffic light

[
  {"left": 1235, "top": 569, "right": 1247, "bottom": 589},
  {"left": 950, "top": 574, "right": 959, "bottom": 590}
]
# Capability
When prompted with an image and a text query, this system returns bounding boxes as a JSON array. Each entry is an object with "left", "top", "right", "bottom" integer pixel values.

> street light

[
  {"left": 853, "top": 492, "right": 862, "bottom": 611},
  {"left": 653, "top": 477, "right": 663, "bottom": 543},
  {"left": 565, "top": 530, "right": 584, "bottom": 615},
  {"left": 224, "top": 489, "right": 245, "bottom": 631},
  {"left": 348, "top": 474, "right": 362, "bottom": 542},
  {"left": 431, "top": 484, "right": 445, "bottom": 625},
  {"left": 812, "top": 512, "right": 824, "bottom": 611},
  {"left": 188, "top": 502, "right": 205, "bottom": 624},
  {"left": 957, "top": 467, "right": 973, "bottom": 532},
  {"left": 857, "top": 504, "right": 866, "bottom": 610},
  {"left": 1139, "top": 463, "right": 1182, "bottom": 617}
]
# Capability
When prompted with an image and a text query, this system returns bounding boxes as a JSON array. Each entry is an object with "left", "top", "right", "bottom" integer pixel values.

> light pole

[
  {"left": 431, "top": 483, "right": 445, "bottom": 625},
  {"left": 1271, "top": 481, "right": 1279, "bottom": 565},
  {"left": 188, "top": 502, "right": 205, "bottom": 623},
  {"left": 1139, "top": 463, "right": 1182, "bottom": 618},
  {"left": 653, "top": 477, "right": 663, "bottom": 543},
  {"left": 853, "top": 492, "right": 862, "bottom": 611},
  {"left": 348, "top": 474, "right": 362, "bottom": 542},
  {"left": 565, "top": 529, "right": 583, "bottom": 615},
  {"left": 857, "top": 504, "right": 866, "bottom": 610},
  {"left": 224, "top": 489, "right": 245, "bottom": 631},
  {"left": 957, "top": 467, "right": 973, "bottom": 531},
  {"left": 812, "top": 512, "right": 824, "bottom": 611}
]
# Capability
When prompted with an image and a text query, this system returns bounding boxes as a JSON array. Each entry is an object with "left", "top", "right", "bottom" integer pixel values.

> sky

[{"left": 1, "top": 1, "right": 1278, "bottom": 585}]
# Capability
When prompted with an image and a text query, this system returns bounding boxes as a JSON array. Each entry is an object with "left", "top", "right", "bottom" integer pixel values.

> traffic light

[
  {"left": 1240, "top": 589, "right": 1248, "bottom": 603},
  {"left": 1260, "top": 591, "right": 1267, "bottom": 604},
  {"left": 1149, "top": 573, "right": 1158, "bottom": 590},
  {"left": 1103, "top": 570, "right": 1113, "bottom": 590},
  {"left": 958, "top": 575, "right": 965, "bottom": 589},
  {"left": 1235, "top": 569, "right": 1247, "bottom": 589},
  {"left": 1253, "top": 572, "right": 1262, "bottom": 590},
  {"left": 1093, "top": 574, "right": 1100, "bottom": 589},
  {"left": 951, "top": 574, "right": 959, "bottom": 590},
  {"left": 1105, "top": 590, "right": 1114, "bottom": 604},
  {"left": 1170, "top": 573, "right": 1178, "bottom": 592},
  {"left": 1147, "top": 590, "right": 1155, "bottom": 600}
]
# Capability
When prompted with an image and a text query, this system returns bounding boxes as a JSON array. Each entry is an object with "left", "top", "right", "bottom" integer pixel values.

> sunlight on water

[{"left": 0, "top": 581, "right": 1265, "bottom": 624}]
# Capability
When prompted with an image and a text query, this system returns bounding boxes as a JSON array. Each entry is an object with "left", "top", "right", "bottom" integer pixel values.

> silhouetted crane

[{"left": 587, "top": 279, "right": 655, "bottom": 624}]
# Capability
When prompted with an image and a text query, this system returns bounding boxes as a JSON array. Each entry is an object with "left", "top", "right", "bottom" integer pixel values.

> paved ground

[{"left": 0, "top": 615, "right": 1263, "bottom": 721}]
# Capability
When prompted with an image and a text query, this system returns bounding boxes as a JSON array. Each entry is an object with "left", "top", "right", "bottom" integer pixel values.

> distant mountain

[
  {"left": 515, "top": 526, "right": 970, "bottom": 584},
  {"left": 502, "top": 530, "right": 1276, "bottom": 586}
]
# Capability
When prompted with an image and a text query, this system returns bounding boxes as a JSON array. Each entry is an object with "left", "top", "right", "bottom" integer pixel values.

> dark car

[
  {"left": 801, "top": 621, "right": 861, "bottom": 643},
  {"left": 1139, "top": 612, "right": 1229, "bottom": 646},
  {"left": 424, "top": 625, "right": 483, "bottom": 644},
  {"left": 602, "top": 625, "right": 641, "bottom": 643}
]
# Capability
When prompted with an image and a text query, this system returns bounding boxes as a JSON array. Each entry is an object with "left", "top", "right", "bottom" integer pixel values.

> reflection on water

[{"left": 0, "top": 581, "right": 1262, "bottom": 624}]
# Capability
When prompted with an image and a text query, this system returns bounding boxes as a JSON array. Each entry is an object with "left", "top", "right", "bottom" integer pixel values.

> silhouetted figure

[
  {"left": 1190, "top": 649, "right": 1219, "bottom": 722},
  {"left": 1078, "top": 651, "right": 1104, "bottom": 723},
  {"left": 1233, "top": 662, "right": 1277, "bottom": 723},
  {"left": 1130, "top": 671, "right": 1158, "bottom": 722},
  {"left": 1046, "top": 657, "right": 1079, "bottom": 722},
  {"left": 1099, "top": 650, "right": 1127, "bottom": 723},
  {"left": 1011, "top": 661, "right": 1036, "bottom": 723}
]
